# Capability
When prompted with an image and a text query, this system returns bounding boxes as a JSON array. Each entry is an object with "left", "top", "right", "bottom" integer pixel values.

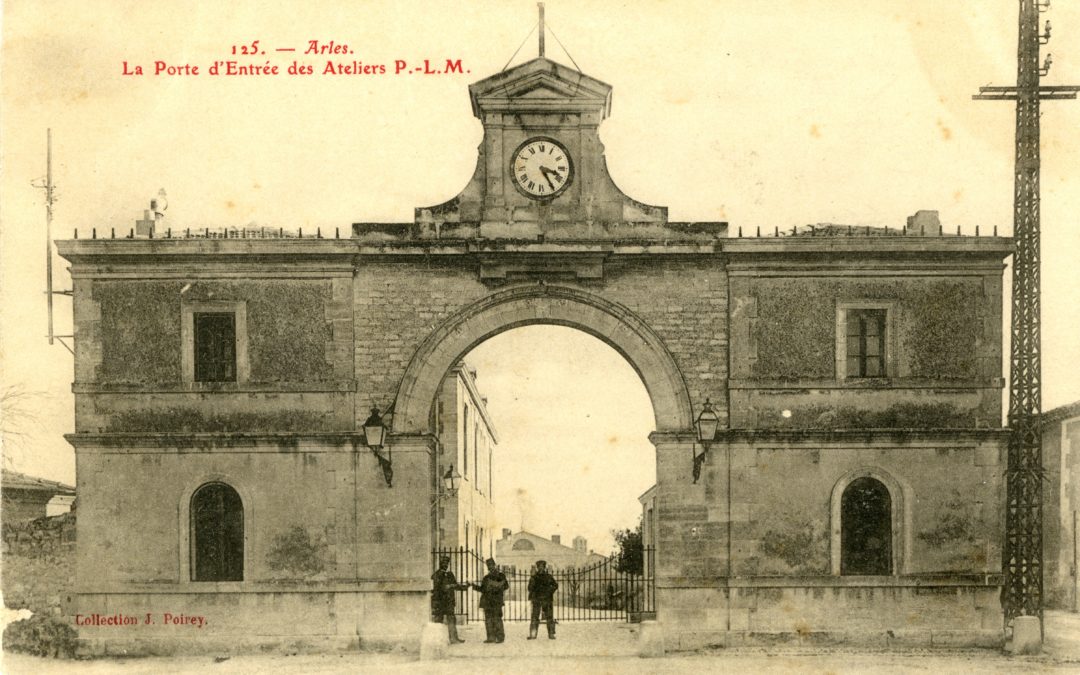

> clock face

[{"left": 510, "top": 137, "right": 573, "bottom": 200}]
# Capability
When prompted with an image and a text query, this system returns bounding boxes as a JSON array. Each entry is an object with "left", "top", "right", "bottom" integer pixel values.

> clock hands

[{"left": 539, "top": 166, "right": 558, "bottom": 191}]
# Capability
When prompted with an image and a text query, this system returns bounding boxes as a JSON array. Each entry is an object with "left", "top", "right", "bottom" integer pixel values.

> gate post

[
  {"left": 650, "top": 431, "right": 726, "bottom": 649},
  {"left": 355, "top": 432, "right": 435, "bottom": 649}
]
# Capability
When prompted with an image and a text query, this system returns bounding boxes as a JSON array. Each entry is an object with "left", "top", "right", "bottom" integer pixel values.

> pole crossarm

[{"left": 974, "top": 85, "right": 1079, "bottom": 100}]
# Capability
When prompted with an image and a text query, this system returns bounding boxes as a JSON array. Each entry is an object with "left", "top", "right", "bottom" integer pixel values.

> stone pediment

[
  {"left": 469, "top": 58, "right": 612, "bottom": 117},
  {"left": 518, "top": 85, "right": 569, "bottom": 98}
]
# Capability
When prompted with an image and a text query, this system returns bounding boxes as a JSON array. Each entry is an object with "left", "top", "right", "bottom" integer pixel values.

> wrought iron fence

[
  {"left": 431, "top": 546, "right": 655, "bottom": 623},
  {"left": 431, "top": 546, "right": 487, "bottom": 623}
]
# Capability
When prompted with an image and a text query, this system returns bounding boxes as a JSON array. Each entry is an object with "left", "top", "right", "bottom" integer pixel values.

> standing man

[
  {"left": 471, "top": 558, "right": 509, "bottom": 643},
  {"left": 431, "top": 555, "right": 468, "bottom": 644},
  {"left": 527, "top": 559, "right": 558, "bottom": 640}
]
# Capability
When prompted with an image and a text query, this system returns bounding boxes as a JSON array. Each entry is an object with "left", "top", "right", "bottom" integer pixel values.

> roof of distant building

[
  {"left": 1, "top": 469, "right": 75, "bottom": 495},
  {"left": 1041, "top": 401, "right": 1080, "bottom": 427}
]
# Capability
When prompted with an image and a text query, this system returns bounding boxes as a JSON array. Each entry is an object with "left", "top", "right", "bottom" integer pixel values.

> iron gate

[{"left": 432, "top": 546, "right": 655, "bottom": 623}]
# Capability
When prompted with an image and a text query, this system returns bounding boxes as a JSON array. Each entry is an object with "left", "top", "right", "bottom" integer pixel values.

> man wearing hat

[
  {"left": 471, "top": 558, "right": 510, "bottom": 643},
  {"left": 527, "top": 560, "right": 559, "bottom": 640},
  {"left": 431, "top": 555, "right": 469, "bottom": 644}
]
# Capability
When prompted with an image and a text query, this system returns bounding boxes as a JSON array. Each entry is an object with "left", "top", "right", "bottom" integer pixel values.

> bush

[{"left": 3, "top": 614, "right": 77, "bottom": 658}]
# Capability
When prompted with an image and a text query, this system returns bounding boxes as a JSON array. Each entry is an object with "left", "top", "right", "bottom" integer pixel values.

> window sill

[{"left": 729, "top": 378, "right": 1004, "bottom": 390}]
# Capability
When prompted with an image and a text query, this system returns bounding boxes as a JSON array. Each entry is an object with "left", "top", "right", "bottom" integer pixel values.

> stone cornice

[
  {"left": 65, "top": 431, "right": 439, "bottom": 451},
  {"left": 724, "top": 235, "right": 1013, "bottom": 259}
]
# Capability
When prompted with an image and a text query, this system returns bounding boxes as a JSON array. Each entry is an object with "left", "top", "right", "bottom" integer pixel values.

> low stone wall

[
  {"left": 657, "top": 580, "right": 1003, "bottom": 650},
  {"left": 2, "top": 513, "right": 76, "bottom": 617},
  {"left": 73, "top": 590, "right": 427, "bottom": 656}
]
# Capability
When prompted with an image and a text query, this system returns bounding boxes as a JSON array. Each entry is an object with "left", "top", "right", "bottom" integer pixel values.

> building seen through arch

[
  {"left": 497, "top": 530, "right": 605, "bottom": 572},
  {"left": 433, "top": 362, "right": 497, "bottom": 557}
]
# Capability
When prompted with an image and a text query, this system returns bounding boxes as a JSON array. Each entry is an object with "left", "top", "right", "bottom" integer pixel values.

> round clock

[{"left": 510, "top": 137, "right": 573, "bottom": 200}]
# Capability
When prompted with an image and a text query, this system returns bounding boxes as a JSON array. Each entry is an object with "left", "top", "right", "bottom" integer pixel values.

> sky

[
  {"left": 465, "top": 327, "right": 655, "bottom": 555},
  {"left": 1, "top": 1, "right": 1079, "bottom": 549}
]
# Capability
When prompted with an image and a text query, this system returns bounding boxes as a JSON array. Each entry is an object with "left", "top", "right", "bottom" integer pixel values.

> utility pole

[{"left": 974, "top": 0, "right": 1079, "bottom": 628}]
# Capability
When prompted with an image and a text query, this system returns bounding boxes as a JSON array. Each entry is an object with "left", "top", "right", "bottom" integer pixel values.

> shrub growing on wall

[
  {"left": 266, "top": 525, "right": 328, "bottom": 578},
  {"left": 2, "top": 615, "right": 77, "bottom": 659}
]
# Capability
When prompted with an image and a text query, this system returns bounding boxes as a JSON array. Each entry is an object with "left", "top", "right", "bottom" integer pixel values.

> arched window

[
  {"left": 512, "top": 539, "right": 535, "bottom": 551},
  {"left": 840, "top": 477, "right": 892, "bottom": 575},
  {"left": 191, "top": 482, "right": 244, "bottom": 581}
]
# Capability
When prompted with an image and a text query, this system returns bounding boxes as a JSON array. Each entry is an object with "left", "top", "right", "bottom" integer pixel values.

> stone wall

[
  {"left": 1, "top": 491, "right": 51, "bottom": 526},
  {"left": 2, "top": 513, "right": 76, "bottom": 617},
  {"left": 728, "top": 260, "right": 1005, "bottom": 430},
  {"left": 354, "top": 253, "right": 728, "bottom": 428},
  {"left": 73, "top": 275, "right": 355, "bottom": 434},
  {"left": 1044, "top": 413, "right": 1080, "bottom": 609},
  {"left": 92, "top": 280, "right": 341, "bottom": 384},
  {"left": 654, "top": 430, "right": 1006, "bottom": 646},
  {"left": 69, "top": 433, "right": 433, "bottom": 654}
]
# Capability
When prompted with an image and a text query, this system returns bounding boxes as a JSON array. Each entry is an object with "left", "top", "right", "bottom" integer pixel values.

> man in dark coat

[
  {"left": 471, "top": 558, "right": 509, "bottom": 643},
  {"left": 431, "top": 555, "right": 468, "bottom": 644},
  {"left": 527, "top": 559, "right": 559, "bottom": 640}
]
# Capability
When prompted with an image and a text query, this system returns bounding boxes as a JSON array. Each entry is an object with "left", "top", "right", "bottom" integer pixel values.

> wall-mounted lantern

[
  {"left": 364, "top": 406, "right": 393, "bottom": 487},
  {"left": 442, "top": 464, "right": 462, "bottom": 497},
  {"left": 693, "top": 398, "right": 719, "bottom": 483}
]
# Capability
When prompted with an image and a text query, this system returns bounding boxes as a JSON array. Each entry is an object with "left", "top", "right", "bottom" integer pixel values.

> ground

[{"left": 3, "top": 612, "right": 1078, "bottom": 674}]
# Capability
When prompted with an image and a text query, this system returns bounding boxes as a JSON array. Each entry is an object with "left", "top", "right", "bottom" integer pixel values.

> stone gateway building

[{"left": 58, "top": 53, "right": 1012, "bottom": 655}]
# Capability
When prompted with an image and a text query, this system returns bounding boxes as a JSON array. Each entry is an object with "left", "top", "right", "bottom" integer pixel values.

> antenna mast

[
  {"left": 46, "top": 129, "right": 54, "bottom": 345},
  {"left": 974, "top": 0, "right": 1079, "bottom": 628},
  {"left": 34, "top": 128, "right": 74, "bottom": 355}
]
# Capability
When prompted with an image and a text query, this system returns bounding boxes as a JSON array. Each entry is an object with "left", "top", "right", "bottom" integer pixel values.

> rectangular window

[
  {"left": 193, "top": 313, "right": 237, "bottom": 382},
  {"left": 182, "top": 301, "right": 247, "bottom": 385},
  {"left": 474, "top": 422, "right": 479, "bottom": 485},
  {"left": 462, "top": 406, "right": 469, "bottom": 479},
  {"left": 845, "top": 309, "right": 886, "bottom": 378}
]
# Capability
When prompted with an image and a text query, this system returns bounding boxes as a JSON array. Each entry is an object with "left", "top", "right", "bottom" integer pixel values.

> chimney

[
  {"left": 905, "top": 210, "right": 940, "bottom": 235},
  {"left": 135, "top": 208, "right": 155, "bottom": 237},
  {"left": 502, "top": 528, "right": 511, "bottom": 540},
  {"left": 551, "top": 534, "right": 561, "bottom": 545}
]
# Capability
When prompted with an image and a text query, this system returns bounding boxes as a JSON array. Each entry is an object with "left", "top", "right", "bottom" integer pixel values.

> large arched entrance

[
  {"left": 391, "top": 284, "right": 694, "bottom": 436},
  {"left": 391, "top": 284, "right": 693, "bottom": 632}
]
